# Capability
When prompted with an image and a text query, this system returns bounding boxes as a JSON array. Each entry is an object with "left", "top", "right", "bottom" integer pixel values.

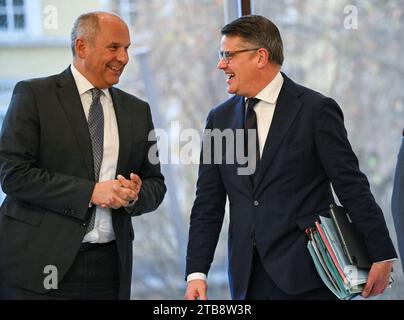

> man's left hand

[
  {"left": 115, "top": 173, "right": 142, "bottom": 205},
  {"left": 361, "top": 260, "right": 393, "bottom": 298}
]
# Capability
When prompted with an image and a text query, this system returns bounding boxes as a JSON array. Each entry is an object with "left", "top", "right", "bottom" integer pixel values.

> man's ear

[
  {"left": 75, "top": 38, "right": 87, "bottom": 59},
  {"left": 257, "top": 48, "right": 270, "bottom": 68}
]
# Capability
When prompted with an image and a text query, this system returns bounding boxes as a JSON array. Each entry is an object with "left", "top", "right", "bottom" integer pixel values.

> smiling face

[
  {"left": 217, "top": 35, "right": 261, "bottom": 98},
  {"left": 74, "top": 14, "right": 131, "bottom": 89}
]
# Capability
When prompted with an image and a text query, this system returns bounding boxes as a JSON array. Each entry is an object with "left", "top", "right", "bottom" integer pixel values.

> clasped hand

[{"left": 91, "top": 173, "right": 142, "bottom": 209}]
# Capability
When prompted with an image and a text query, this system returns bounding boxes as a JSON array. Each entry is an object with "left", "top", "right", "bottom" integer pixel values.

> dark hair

[
  {"left": 71, "top": 12, "right": 100, "bottom": 57},
  {"left": 221, "top": 15, "right": 284, "bottom": 66}
]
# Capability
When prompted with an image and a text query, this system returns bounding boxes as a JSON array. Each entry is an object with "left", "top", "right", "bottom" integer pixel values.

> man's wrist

[{"left": 187, "top": 272, "right": 207, "bottom": 282}]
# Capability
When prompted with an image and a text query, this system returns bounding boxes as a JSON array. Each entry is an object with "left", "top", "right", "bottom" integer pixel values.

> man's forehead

[
  {"left": 97, "top": 15, "right": 129, "bottom": 35},
  {"left": 97, "top": 13, "right": 126, "bottom": 25},
  {"left": 99, "top": 19, "right": 127, "bottom": 31},
  {"left": 97, "top": 20, "right": 130, "bottom": 42},
  {"left": 220, "top": 35, "right": 245, "bottom": 48}
]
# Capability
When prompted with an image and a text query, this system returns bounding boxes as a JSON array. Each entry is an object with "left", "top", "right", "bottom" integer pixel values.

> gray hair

[
  {"left": 71, "top": 12, "right": 100, "bottom": 57},
  {"left": 221, "top": 15, "right": 284, "bottom": 66}
]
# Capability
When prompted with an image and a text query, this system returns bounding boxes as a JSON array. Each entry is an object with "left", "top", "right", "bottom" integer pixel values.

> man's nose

[
  {"left": 117, "top": 49, "right": 129, "bottom": 64},
  {"left": 217, "top": 58, "right": 227, "bottom": 69}
]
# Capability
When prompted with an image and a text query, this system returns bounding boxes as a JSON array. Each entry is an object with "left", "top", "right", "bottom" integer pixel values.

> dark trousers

[
  {"left": 245, "top": 248, "right": 336, "bottom": 300},
  {"left": 1, "top": 241, "right": 119, "bottom": 300}
]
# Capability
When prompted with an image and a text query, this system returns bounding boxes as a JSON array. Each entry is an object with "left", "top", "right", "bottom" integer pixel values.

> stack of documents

[{"left": 306, "top": 215, "right": 369, "bottom": 300}]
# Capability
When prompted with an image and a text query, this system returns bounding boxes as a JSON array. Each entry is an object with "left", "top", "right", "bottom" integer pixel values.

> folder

[
  {"left": 306, "top": 204, "right": 393, "bottom": 299},
  {"left": 306, "top": 219, "right": 365, "bottom": 300},
  {"left": 328, "top": 204, "right": 372, "bottom": 269}
]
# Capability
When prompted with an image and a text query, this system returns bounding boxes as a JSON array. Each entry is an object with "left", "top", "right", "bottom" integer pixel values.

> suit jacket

[
  {"left": 0, "top": 67, "right": 166, "bottom": 299},
  {"left": 392, "top": 131, "right": 404, "bottom": 271},
  {"left": 186, "top": 73, "right": 397, "bottom": 299}
]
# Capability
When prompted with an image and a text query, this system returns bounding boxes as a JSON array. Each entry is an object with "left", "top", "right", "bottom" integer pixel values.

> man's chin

[
  {"left": 227, "top": 87, "right": 236, "bottom": 95},
  {"left": 108, "top": 77, "right": 121, "bottom": 86}
]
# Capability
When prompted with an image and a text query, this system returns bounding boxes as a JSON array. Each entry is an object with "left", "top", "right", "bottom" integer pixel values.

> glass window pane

[
  {"left": 13, "top": 0, "right": 24, "bottom": 7},
  {"left": 254, "top": 0, "right": 404, "bottom": 299},
  {"left": 14, "top": 13, "right": 24, "bottom": 29},
  {"left": 121, "top": 0, "right": 228, "bottom": 300},
  {"left": 0, "top": 0, "right": 6, "bottom": 7},
  {"left": 0, "top": 14, "right": 7, "bottom": 29}
]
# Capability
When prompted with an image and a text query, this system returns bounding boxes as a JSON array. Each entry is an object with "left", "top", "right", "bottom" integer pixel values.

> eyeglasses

[{"left": 218, "top": 48, "right": 260, "bottom": 63}]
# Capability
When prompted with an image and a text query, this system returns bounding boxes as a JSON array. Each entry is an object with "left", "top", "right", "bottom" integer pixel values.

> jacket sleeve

[
  {"left": 185, "top": 109, "right": 227, "bottom": 277},
  {"left": 314, "top": 97, "right": 397, "bottom": 262},
  {"left": 391, "top": 136, "right": 404, "bottom": 269},
  {"left": 0, "top": 81, "right": 94, "bottom": 221}
]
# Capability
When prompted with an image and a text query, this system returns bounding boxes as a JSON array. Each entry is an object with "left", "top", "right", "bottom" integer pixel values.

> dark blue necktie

[
  {"left": 86, "top": 88, "right": 104, "bottom": 232},
  {"left": 244, "top": 98, "right": 260, "bottom": 186}
]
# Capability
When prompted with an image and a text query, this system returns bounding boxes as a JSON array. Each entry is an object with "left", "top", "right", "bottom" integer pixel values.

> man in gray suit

[
  {"left": 392, "top": 129, "right": 404, "bottom": 271},
  {"left": 0, "top": 12, "right": 166, "bottom": 299}
]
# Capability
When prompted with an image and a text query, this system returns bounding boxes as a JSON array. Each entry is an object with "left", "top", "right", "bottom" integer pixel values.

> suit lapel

[
  {"left": 231, "top": 96, "right": 245, "bottom": 130},
  {"left": 56, "top": 68, "right": 94, "bottom": 179},
  {"left": 254, "top": 76, "right": 303, "bottom": 195},
  {"left": 231, "top": 96, "right": 255, "bottom": 192},
  {"left": 110, "top": 88, "right": 132, "bottom": 177}
]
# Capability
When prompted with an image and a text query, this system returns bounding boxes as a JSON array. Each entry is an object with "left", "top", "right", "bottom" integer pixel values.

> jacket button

[
  {"left": 253, "top": 200, "right": 259, "bottom": 207},
  {"left": 81, "top": 223, "right": 87, "bottom": 228}
]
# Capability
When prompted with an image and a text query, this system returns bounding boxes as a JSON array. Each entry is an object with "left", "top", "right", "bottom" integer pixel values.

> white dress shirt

[
  {"left": 249, "top": 71, "right": 284, "bottom": 158},
  {"left": 70, "top": 65, "right": 119, "bottom": 243}
]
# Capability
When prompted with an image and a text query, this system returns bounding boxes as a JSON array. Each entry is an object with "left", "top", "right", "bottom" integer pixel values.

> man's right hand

[
  {"left": 91, "top": 180, "right": 134, "bottom": 209},
  {"left": 184, "top": 280, "right": 207, "bottom": 300}
]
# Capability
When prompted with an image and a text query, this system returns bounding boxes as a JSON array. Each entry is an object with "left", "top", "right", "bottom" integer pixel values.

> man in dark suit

[
  {"left": 392, "top": 129, "right": 404, "bottom": 271},
  {"left": 184, "top": 15, "right": 396, "bottom": 300},
  {"left": 0, "top": 12, "right": 166, "bottom": 299}
]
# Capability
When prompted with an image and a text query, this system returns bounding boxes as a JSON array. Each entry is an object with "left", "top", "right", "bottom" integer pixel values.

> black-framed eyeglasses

[{"left": 218, "top": 48, "right": 260, "bottom": 63}]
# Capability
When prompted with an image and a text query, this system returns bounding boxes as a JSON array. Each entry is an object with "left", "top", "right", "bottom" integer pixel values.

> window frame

[
  {"left": 0, "top": 0, "right": 26, "bottom": 34},
  {"left": 0, "top": 0, "right": 41, "bottom": 40}
]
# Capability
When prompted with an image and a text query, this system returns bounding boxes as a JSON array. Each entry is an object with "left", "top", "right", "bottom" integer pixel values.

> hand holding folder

[{"left": 306, "top": 204, "right": 393, "bottom": 300}]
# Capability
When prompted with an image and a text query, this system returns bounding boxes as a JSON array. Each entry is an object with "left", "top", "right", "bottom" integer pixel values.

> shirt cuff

[
  {"left": 124, "top": 198, "right": 138, "bottom": 213},
  {"left": 374, "top": 258, "right": 397, "bottom": 264},
  {"left": 187, "top": 272, "right": 207, "bottom": 282}
]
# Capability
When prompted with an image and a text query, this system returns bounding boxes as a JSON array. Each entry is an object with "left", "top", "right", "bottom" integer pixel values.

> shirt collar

[
  {"left": 254, "top": 71, "right": 284, "bottom": 104},
  {"left": 70, "top": 64, "right": 110, "bottom": 99}
]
